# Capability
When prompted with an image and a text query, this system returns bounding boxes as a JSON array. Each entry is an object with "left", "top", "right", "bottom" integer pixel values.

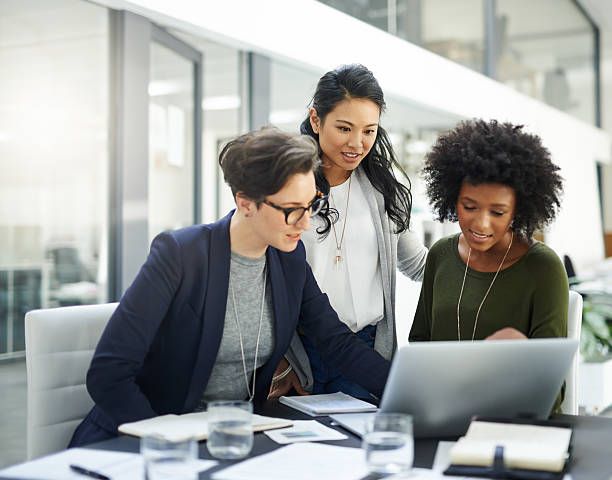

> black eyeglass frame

[{"left": 262, "top": 191, "right": 329, "bottom": 225}]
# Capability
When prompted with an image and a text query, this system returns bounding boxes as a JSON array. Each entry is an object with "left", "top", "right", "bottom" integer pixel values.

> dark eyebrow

[
  {"left": 460, "top": 196, "right": 510, "bottom": 208},
  {"left": 335, "top": 119, "right": 378, "bottom": 128}
]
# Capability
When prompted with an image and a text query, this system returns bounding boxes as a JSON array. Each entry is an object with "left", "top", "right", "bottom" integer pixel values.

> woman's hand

[
  {"left": 485, "top": 327, "right": 527, "bottom": 340},
  {"left": 268, "top": 357, "right": 309, "bottom": 399}
]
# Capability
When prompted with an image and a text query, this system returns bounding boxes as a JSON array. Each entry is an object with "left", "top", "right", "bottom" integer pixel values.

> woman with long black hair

[{"left": 269, "top": 64, "right": 427, "bottom": 400}]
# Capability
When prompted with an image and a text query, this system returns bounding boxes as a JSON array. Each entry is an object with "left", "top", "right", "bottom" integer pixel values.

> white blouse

[{"left": 301, "top": 176, "right": 384, "bottom": 332}]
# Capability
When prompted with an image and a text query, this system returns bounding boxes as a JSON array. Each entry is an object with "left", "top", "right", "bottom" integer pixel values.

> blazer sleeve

[
  {"left": 86, "top": 231, "right": 183, "bottom": 426},
  {"left": 297, "top": 262, "right": 390, "bottom": 397},
  {"left": 397, "top": 229, "right": 428, "bottom": 281}
]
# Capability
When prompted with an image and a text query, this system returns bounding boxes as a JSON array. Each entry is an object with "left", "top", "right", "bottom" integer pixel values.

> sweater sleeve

[
  {"left": 528, "top": 246, "right": 569, "bottom": 339},
  {"left": 397, "top": 229, "right": 428, "bottom": 281}
]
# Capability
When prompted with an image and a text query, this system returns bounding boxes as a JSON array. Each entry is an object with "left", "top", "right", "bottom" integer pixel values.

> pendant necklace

[
  {"left": 457, "top": 231, "right": 513, "bottom": 341},
  {"left": 330, "top": 175, "right": 352, "bottom": 266},
  {"left": 229, "top": 263, "right": 267, "bottom": 402}
]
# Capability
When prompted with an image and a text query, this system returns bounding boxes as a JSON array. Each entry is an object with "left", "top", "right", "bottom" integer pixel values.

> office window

[
  {"left": 318, "top": 0, "right": 389, "bottom": 32},
  {"left": 199, "top": 41, "right": 243, "bottom": 221},
  {"left": 0, "top": 0, "right": 109, "bottom": 357},
  {"left": 148, "top": 41, "right": 195, "bottom": 240},
  {"left": 496, "top": 0, "right": 596, "bottom": 125},
  {"left": 168, "top": 33, "right": 244, "bottom": 222},
  {"left": 421, "top": 0, "right": 485, "bottom": 73},
  {"left": 270, "top": 60, "right": 319, "bottom": 133}
]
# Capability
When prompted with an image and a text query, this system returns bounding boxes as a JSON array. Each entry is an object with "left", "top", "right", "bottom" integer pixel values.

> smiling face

[
  {"left": 309, "top": 97, "right": 380, "bottom": 184},
  {"left": 247, "top": 171, "right": 317, "bottom": 253},
  {"left": 456, "top": 181, "right": 516, "bottom": 254}
]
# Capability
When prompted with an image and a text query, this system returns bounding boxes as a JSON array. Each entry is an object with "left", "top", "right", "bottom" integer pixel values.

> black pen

[{"left": 69, "top": 464, "right": 112, "bottom": 480}]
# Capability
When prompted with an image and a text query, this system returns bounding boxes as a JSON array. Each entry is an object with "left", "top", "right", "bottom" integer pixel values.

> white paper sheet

[
  {"left": 264, "top": 420, "right": 348, "bottom": 444},
  {"left": 212, "top": 443, "right": 368, "bottom": 480},
  {"left": 0, "top": 448, "right": 217, "bottom": 480}
]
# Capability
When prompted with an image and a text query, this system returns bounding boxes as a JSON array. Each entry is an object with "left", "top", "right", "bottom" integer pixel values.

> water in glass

[
  {"left": 141, "top": 436, "right": 197, "bottom": 480},
  {"left": 362, "top": 413, "right": 413, "bottom": 475},
  {"left": 206, "top": 401, "right": 253, "bottom": 460}
]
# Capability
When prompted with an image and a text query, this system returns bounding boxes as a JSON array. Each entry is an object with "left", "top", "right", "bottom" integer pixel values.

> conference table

[{"left": 83, "top": 401, "right": 612, "bottom": 480}]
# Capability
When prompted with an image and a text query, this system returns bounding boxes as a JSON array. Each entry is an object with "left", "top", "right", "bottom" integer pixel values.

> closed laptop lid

[{"left": 380, "top": 338, "right": 578, "bottom": 438}]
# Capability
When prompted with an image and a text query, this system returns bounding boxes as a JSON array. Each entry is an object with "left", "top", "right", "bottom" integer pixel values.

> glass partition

[
  {"left": 169, "top": 32, "right": 244, "bottom": 222},
  {"left": 148, "top": 41, "right": 195, "bottom": 241},
  {"left": 496, "top": 0, "right": 596, "bottom": 124},
  {"left": 0, "top": 0, "right": 109, "bottom": 359},
  {"left": 318, "top": 0, "right": 389, "bottom": 32},
  {"left": 420, "top": 0, "right": 486, "bottom": 73},
  {"left": 317, "top": 0, "right": 598, "bottom": 125}
]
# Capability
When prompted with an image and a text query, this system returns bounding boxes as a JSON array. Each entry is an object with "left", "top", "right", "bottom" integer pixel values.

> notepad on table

[
  {"left": 447, "top": 420, "right": 572, "bottom": 476},
  {"left": 279, "top": 392, "right": 377, "bottom": 416},
  {"left": 119, "top": 412, "right": 292, "bottom": 442}
]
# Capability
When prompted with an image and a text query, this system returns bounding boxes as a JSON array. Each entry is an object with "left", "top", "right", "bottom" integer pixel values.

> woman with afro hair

[{"left": 410, "top": 119, "right": 568, "bottom": 347}]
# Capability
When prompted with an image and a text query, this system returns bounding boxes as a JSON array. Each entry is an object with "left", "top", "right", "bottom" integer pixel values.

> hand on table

[
  {"left": 485, "top": 327, "right": 528, "bottom": 340},
  {"left": 267, "top": 357, "right": 309, "bottom": 399}
]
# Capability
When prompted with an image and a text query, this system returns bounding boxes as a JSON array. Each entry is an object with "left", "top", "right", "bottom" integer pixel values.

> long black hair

[{"left": 300, "top": 64, "right": 413, "bottom": 235}]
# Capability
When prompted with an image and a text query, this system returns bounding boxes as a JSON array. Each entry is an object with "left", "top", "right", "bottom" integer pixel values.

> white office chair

[
  {"left": 25, "top": 302, "right": 118, "bottom": 459},
  {"left": 560, "top": 290, "right": 583, "bottom": 415}
]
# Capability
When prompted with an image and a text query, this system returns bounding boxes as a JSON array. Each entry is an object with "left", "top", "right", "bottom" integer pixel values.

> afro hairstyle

[{"left": 422, "top": 119, "right": 563, "bottom": 239}]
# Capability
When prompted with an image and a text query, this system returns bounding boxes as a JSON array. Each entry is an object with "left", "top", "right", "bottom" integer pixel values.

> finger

[{"left": 292, "top": 378, "right": 309, "bottom": 396}]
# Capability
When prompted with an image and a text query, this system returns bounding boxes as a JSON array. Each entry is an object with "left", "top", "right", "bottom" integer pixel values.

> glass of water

[
  {"left": 206, "top": 400, "right": 253, "bottom": 460},
  {"left": 362, "top": 413, "right": 413, "bottom": 476},
  {"left": 141, "top": 435, "right": 198, "bottom": 480}
]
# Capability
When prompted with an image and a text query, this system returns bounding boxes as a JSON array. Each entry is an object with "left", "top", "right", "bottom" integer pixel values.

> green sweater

[
  {"left": 409, "top": 234, "right": 569, "bottom": 413},
  {"left": 410, "top": 234, "right": 568, "bottom": 342}
]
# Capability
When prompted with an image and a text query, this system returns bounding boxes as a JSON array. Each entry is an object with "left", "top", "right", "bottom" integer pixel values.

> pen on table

[{"left": 69, "top": 464, "right": 112, "bottom": 480}]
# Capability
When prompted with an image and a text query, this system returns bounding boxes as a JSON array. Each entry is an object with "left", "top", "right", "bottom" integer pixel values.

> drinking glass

[
  {"left": 206, "top": 400, "right": 253, "bottom": 460},
  {"left": 362, "top": 413, "right": 414, "bottom": 475},
  {"left": 140, "top": 435, "right": 198, "bottom": 480}
]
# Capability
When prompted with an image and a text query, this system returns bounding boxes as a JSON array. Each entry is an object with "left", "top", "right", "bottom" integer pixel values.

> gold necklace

[
  {"left": 456, "top": 231, "right": 513, "bottom": 341},
  {"left": 329, "top": 175, "right": 352, "bottom": 266}
]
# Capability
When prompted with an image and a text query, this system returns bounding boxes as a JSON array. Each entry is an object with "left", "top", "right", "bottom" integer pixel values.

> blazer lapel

[
  {"left": 267, "top": 249, "right": 294, "bottom": 354},
  {"left": 183, "top": 212, "right": 232, "bottom": 412}
]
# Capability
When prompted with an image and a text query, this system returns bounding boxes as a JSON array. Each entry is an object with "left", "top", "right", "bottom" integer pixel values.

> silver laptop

[{"left": 331, "top": 338, "right": 578, "bottom": 438}]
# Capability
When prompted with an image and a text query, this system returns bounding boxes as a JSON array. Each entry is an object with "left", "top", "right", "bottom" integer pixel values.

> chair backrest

[
  {"left": 25, "top": 302, "right": 118, "bottom": 459},
  {"left": 561, "top": 290, "right": 583, "bottom": 414}
]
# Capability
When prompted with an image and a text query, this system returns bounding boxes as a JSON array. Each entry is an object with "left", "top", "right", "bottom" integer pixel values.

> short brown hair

[{"left": 219, "top": 127, "right": 320, "bottom": 202}]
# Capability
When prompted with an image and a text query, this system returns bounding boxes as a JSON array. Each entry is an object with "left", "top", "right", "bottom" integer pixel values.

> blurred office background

[{"left": 1, "top": 0, "right": 612, "bottom": 466}]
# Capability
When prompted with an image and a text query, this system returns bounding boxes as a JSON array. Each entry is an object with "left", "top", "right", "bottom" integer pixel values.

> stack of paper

[
  {"left": 279, "top": 392, "right": 377, "bottom": 416},
  {"left": 449, "top": 421, "right": 572, "bottom": 472},
  {"left": 119, "top": 412, "right": 292, "bottom": 441}
]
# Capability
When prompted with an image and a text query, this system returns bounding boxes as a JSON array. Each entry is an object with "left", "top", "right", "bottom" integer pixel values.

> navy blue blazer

[{"left": 70, "top": 211, "right": 390, "bottom": 446}]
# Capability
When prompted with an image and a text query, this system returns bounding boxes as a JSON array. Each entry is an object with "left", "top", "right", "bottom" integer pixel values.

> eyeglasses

[{"left": 263, "top": 191, "right": 329, "bottom": 225}]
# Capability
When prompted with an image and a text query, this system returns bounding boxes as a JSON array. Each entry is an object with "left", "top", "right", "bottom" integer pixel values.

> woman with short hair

[{"left": 69, "top": 127, "right": 390, "bottom": 447}]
